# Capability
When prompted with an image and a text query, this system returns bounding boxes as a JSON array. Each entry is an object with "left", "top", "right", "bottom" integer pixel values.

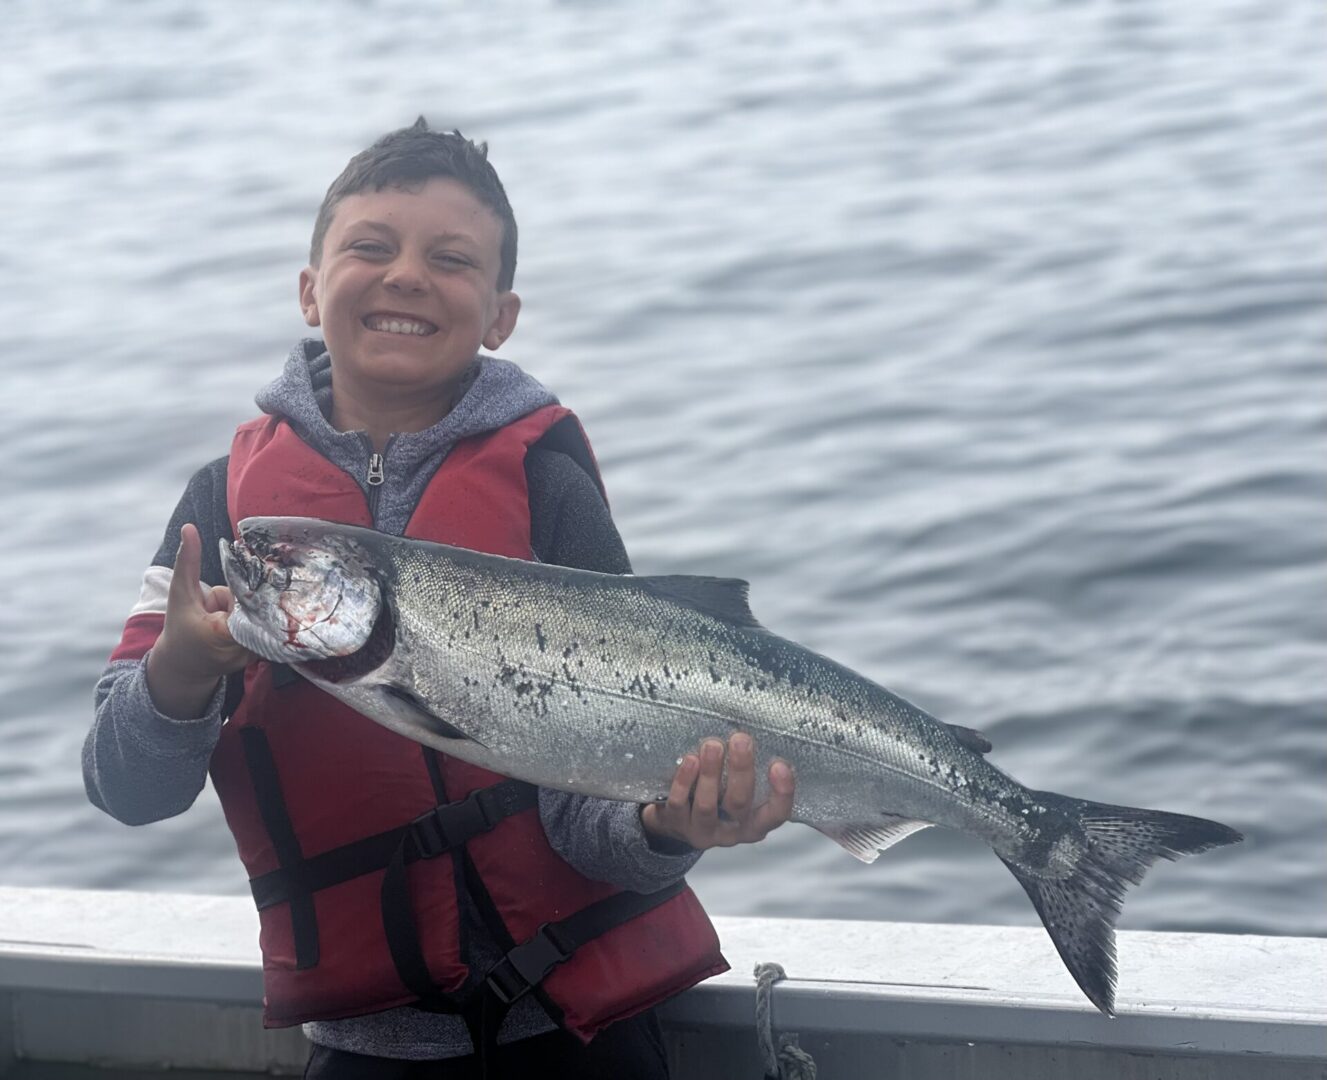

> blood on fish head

[{"left": 221, "top": 518, "right": 382, "bottom": 663}]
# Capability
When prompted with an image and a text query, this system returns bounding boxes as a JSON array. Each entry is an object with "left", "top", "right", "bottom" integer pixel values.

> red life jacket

[{"left": 208, "top": 406, "right": 727, "bottom": 1035}]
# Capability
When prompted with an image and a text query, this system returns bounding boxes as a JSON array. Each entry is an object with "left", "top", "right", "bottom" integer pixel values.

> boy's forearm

[
  {"left": 86, "top": 659, "right": 226, "bottom": 825},
  {"left": 88, "top": 460, "right": 237, "bottom": 824},
  {"left": 538, "top": 788, "right": 701, "bottom": 893}
]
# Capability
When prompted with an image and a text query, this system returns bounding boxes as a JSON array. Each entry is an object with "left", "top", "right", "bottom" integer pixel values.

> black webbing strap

[
  {"left": 240, "top": 728, "right": 319, "bottom": 970},
  {"left": 483, "top": 878, "right": 689, "bottom": 1007},
  {"left": 380, "top": 779, "right": 540, "bottom": 1000},
  {"left": 459, "top": 878, "right": 689, "bottom": 1079},
  {"left": 248, "top": 780, "right": 538, "bottom": 910}
]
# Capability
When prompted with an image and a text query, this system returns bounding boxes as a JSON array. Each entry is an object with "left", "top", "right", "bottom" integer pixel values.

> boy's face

[{"left": 298, "top": 177, "right": 520, "bottom": 403}]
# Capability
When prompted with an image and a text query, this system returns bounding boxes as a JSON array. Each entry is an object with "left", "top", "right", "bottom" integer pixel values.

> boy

[{"left": 86, "top": 119, "right": 795, "bottom": 1079}]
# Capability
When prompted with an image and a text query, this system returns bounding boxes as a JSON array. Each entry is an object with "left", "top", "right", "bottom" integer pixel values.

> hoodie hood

[{"left": 253, "top": 337, "right": 558, "bottom": 535}]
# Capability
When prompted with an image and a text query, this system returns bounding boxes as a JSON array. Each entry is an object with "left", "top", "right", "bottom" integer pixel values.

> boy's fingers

[
  {"left": 745, "top": 760, "right": 795, "bottom": 840},
  {"left": 689, "top": 740, "right": 724, "bottom": 833},
  {"left": 200, "top": 584, "right": 235, "bottom": 615},
  {"left": 202, "top": 609, "right": 239, "bottom": 644},
  {"left": 720, "top": 734, "right": 756, "bottom": 821},
  {"left": 663, "top": 754, "right": 699, "bottom": 822}
]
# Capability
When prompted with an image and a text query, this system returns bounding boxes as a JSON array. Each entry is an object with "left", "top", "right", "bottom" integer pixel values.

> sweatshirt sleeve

[
  {"left": 526, "top": 448, "right": 703, "bottom": 891},
  {"left": 84, "top": 458, "right": 241, "bottom": 826}
]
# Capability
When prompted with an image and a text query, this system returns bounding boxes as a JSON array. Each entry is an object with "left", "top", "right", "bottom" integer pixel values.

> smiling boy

[{"left": 86, "top": 119, "right": 794, "bottom": 1078}]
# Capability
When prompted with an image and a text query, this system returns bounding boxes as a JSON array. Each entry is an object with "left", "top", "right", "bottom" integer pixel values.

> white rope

[{"left": 753, "top": 962, "right": 817, "bottom": 1080}]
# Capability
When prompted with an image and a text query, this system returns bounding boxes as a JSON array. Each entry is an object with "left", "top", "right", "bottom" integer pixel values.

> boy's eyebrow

[{"left": 344, "top": 219, "right": 481, "bottom": 248}]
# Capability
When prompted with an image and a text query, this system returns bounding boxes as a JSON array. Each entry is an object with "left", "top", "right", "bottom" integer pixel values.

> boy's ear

[
  {"left": 298, "top": 267, "right": 321, "bottom": 327},
  {"left": 482, "top": 291, "right": 522, "bottom": 352}
]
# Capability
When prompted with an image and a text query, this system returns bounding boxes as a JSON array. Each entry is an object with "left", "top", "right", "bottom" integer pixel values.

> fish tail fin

[{"left": 1000, "top": 796, "right": 1241, "bottom": 1015}]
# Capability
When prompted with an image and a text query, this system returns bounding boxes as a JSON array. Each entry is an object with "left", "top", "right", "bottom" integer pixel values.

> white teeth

[{"left": 367, "top": 316, "right": 432, "bottom": 335}]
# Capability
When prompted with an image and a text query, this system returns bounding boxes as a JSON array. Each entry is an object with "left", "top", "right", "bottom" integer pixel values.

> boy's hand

[
  {"left": 145, "top": 523, "right": 254, "bottom": 719},
  {"left": 640, "top": 734, "right": 795, "bottom": 851}
]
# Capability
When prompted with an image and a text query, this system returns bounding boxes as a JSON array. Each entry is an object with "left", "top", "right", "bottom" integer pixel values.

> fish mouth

[
  {"left": 224, "top": 537, "right": 296, "bottom": 595},
  {"left": 224, "top": 538, "right": 270, "bottom": 595}
]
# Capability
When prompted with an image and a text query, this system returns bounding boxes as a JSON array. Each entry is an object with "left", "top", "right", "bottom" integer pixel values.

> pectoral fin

[
  {"left": 811, "top": 815, "right": 933, "bottom": 863},
  {"left": 380, "top": 685, "right": 489, "bottom": 748}
]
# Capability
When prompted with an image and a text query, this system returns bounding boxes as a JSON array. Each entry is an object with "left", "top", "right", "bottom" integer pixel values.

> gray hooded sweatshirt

[{"left": 85, "top": 340, "right": 701, "bottom": 1059}]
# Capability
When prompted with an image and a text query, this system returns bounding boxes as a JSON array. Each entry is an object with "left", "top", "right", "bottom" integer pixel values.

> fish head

[{"left": 222, "top": 516, "right": 384, "bottom": 666}]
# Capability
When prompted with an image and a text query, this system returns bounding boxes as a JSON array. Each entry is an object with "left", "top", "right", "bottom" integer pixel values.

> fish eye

[{"left": 268, "top": 566, "right": 293, "bottom": 592}]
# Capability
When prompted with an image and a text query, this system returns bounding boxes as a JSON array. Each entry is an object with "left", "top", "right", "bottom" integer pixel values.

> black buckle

[
  {"left": 485, "top": 923, "right": 575, "bottom": 1006},
  {"left": 407, "top": 790, "right": 495, "bottom": 859}
]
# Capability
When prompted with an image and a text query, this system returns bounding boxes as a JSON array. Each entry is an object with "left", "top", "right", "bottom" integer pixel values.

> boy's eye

[
  {"left": 350, "top": 241, "right": 390, "bottom": 255},
  {"left": 433, "top": 253, "right": 473, "bottom": 268}
]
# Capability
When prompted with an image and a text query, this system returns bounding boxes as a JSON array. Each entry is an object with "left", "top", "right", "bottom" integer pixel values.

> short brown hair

[{"left": 310, "top": 117, "right": 518, "bottom": 290}]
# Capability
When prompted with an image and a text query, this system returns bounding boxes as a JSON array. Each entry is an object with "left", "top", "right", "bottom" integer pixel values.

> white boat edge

[{"left": 1, "top": 886, "right": 1323, "bottom": 1077}]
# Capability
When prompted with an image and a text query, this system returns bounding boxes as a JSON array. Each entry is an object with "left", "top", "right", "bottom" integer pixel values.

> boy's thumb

[{"left": 170, "top": 524, "right": 203, "bottom": 604}]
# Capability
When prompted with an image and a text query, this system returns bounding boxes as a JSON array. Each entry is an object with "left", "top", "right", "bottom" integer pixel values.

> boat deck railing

[{"left": 1, "top": 886, "right": 1323, "bottom": 1078}]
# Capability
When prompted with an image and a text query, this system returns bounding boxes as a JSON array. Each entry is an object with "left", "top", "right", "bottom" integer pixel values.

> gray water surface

[{"left": 2, "top": 0, "right": 1323, "bottom": 939}]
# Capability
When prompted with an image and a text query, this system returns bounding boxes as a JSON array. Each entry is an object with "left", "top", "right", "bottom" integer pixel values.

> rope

[{"left": 753, "top": 962, "right": 817, "bottom": 1080}]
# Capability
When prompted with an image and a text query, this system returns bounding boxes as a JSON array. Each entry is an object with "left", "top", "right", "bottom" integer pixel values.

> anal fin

[{"left": 811, "top": 815, "right": 933, "bottom": 863}]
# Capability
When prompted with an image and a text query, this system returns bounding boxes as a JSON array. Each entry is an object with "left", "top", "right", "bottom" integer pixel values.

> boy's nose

[{"left": 383, "top": 258, "right": 427, "bottom": 293}]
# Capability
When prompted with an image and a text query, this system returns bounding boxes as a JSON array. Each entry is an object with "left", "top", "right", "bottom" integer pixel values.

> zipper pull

[{"left": 367, "top": 452, "right": 385, "bottom": 486}]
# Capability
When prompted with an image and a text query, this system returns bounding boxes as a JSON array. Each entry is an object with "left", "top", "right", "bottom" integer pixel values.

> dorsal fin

[
  {"left": 637, "top": 574, "right": 762, "bottom": 628},
  {"left": 946, "top": 723, "right": 992, "bottom": 755}
]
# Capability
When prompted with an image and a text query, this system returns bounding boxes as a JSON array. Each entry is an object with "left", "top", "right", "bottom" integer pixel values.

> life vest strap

[
  {"left": 249, "top": 779, "right": 538, "bottom": 910},
  {"left": 240, "top": 728, "right": 320, "bottom": 970},
  {"left": 483, "top": 878, "right": 689, "bottom": 1006},
  {"left": 409, "top": 782, "right": 538, "bottom": 859}
]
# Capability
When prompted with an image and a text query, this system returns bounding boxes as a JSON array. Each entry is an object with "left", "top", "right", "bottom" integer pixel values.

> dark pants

[{"left": 304, "top": 1011, "right": 670, "bottom": 1080}]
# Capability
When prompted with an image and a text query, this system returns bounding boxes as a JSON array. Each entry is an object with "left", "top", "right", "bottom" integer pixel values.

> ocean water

[{"left": 1, "top": 0, "right": 1323, "bottom": 942}]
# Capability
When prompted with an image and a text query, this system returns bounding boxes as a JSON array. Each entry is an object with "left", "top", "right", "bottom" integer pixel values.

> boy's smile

[{"left": 298, "top": 177, "right": 520, "bottom": 430}]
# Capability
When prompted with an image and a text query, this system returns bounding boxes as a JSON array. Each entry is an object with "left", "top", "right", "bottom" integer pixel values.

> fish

[{"left": 221, "top": 515, "right": 1241, "bottom": 1016}]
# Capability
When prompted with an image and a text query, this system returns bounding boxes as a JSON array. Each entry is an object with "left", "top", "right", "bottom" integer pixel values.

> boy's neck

[{"left": 329, "top": 378, "right": 464, "bottom": 452}]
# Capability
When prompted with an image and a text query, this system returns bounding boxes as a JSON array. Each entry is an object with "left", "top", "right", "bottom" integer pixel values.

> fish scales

[
  {"left": 357, "top": 542, "right": 1076, "bottom": 862},
  {"left": 223, "top": 516, "right": 1242, "bottom": 1016}
]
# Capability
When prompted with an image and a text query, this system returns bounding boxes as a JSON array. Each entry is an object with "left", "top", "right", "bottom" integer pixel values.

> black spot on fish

[
  {"left": 534, "top": 623, "right": 547, "bottom": 653},
  {"left": 472, "top": 611, "right": 480, "bottom": 631}
]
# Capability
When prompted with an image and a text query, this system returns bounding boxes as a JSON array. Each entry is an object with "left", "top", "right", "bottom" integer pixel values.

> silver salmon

[{"left": 222, "top": 515, "right": 1241, "bottom": 1015}]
